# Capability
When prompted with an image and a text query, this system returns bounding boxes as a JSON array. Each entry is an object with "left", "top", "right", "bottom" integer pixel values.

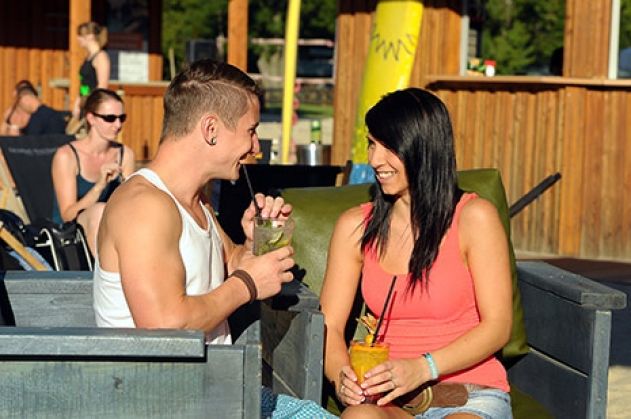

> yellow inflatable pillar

[
  {"left": 281, "top": 0, "right": 301, "bottom": 164},
  {"left": 351, "top": 0, "right": 423, "bottom": 163}
]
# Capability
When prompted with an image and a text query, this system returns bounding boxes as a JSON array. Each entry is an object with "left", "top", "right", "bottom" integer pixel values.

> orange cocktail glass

[{"left": 349, "top": 340, "right": 390, "bottom": 404}]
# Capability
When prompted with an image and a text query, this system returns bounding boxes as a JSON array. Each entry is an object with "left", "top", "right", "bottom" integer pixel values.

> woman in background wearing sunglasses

[{"left": 52, "top": 88, "right": 135, "bottom": 255}]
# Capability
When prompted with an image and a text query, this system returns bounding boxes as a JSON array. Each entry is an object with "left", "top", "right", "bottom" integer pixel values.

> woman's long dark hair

[{"left": 361, "top": 88, "right": 461, "bottom": 291}]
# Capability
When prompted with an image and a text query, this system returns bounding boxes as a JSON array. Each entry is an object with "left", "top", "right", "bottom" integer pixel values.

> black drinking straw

[
  {"left": 242, "top": 165, "right": 262, "bottom": 218},
  {"left": 371, "top": 275, "right": 397, "bottom": 346}
]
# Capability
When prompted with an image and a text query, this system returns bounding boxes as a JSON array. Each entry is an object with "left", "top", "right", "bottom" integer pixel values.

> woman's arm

[
  {"left": 373, "top": 197, "right": 513, "bottom": 405},
  {"left": 320, "top": 207, "right": 365, "bottom": 399},
  {"left": 93, "top": 51, "right": 110, "bottom": 89},
  {"left": 429, "top": 197, "right": 513, "bottom": 375},
  {"left": 51, "top": 146, "right": 116, "bottom": 221}
]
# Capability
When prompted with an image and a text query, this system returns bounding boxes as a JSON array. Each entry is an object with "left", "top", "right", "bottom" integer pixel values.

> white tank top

[{"left": 93, "top": 168, "right": 231, "bottom": 345}]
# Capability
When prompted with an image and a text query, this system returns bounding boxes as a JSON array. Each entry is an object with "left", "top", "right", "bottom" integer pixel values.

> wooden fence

[
  {"left": 0, "top": 47, "right": 68, "bottom": 112},
  {"left": 427, "top": 77, "right": 631, "bottom": 261}
]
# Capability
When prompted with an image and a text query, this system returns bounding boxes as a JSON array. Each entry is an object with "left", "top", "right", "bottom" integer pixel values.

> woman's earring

[{"left": 208, "top": 136, "right": 217, "bottom": 146}]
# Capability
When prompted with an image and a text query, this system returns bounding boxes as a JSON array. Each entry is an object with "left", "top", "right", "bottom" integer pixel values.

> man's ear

[{"left": 201, "top": 113, "right": 219, "bottom": 140}]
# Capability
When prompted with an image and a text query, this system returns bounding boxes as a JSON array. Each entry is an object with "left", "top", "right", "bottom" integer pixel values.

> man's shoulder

[
  {"left": 110, "top": 176, "right": 175, "bottom": 211},
  {"left": 104, "top": 176, "right": 182, "bottom": 237}
]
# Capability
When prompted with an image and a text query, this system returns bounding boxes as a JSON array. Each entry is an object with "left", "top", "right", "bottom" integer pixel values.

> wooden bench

[
  {"left": 0, "top": 270, "right": 324, "bottom": 418},
  {"left": 510, "top": 261, "right": 626, "bottom": 419}
]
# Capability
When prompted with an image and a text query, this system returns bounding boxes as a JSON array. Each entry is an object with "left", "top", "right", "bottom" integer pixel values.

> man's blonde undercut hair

[{"left": 160, "top": 60, "right": 262, "bottom": 142}]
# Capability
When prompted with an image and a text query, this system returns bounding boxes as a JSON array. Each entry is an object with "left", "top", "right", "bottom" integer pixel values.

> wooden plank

[
  {"left": 261, "top": 308, "right": 324, "bottom": 403},
  {"left": 227, "top": 0, "right": 248, "bottom": 72},
  {"left": 0, "top": 356, "right": 249, "bottom": 418},
  {"left": 0, "top": 328, "right": 206, "bottom": 358},
  {"left": 517, "top": 262, "right": 627, "bottom": 309},
  {"left": 508, "top": 351, "right": 588, "bottom": 419},
  {"left": 68, "top": 0, "right": 91, "bottom": 106},
  {"left": 580, "top": 91, "right": 604, "bottom": 258},
  {"left": 558, "top": 86, "right": 585, "bottom": 256}
]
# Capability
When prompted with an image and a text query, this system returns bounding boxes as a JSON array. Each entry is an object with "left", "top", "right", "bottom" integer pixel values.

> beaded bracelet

[
  {"left": 423, "top": 352, "right": 439, "bottom": 380},
  {"left": 231, "top": 269, "right": 257, "bottom": 303}
]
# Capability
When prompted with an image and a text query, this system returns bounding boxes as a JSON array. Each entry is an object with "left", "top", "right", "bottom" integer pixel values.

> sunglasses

[{"left": 93, "top": 112, "right": 127, "bottom": 123}]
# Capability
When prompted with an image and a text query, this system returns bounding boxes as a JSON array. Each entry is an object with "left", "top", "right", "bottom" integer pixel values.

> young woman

[
  {"left": 70, "top": 21, "right": 110, "bottom": 126},
  {"left": 321, "top": 88, "right": 513, "bottom": 419},
  {"left": 51, "top": 89, "right": 134, "bottom": 256}
]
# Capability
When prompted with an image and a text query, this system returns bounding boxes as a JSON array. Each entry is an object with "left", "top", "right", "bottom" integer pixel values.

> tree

[
  {"left": 478, "top": 0, "right": 565, "bottom": 75},
  {"left": 621, "top": 0, "right": 631, "bottom": 48}
]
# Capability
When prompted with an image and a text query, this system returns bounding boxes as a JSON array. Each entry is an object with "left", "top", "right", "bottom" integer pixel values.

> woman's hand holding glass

[{"left": 361, "top": 357, "right": 429, "bottom": 406}]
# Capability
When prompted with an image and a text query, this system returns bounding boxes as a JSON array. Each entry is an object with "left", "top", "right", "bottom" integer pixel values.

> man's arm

[{"left": 103, "top": 184, "right": 294, "bottom": 333}]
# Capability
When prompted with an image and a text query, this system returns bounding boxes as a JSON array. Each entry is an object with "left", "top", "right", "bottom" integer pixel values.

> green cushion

[
  {"left": 510, "top": 386, "right": 554, "bottom": 419},
  {"left": 283, "top": 168, "right": 528, "bottom": 360},
  {"left": 456, "top": 169, "right": 528, "bottom": 360}
]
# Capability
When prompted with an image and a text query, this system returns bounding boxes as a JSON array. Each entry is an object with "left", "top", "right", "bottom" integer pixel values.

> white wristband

[{"left": 423, "top": 352, "right": 439, "bottom": 380}]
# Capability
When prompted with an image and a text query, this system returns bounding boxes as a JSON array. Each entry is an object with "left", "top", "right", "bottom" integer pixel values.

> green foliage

[
  {"left": 248, "top": 0, "right": 336, "bottom": 65},
  {"left": 621, "top": 0, "right": 631, "bottom": 48},
  {"left": 161, "top": 0, "right": 337, "bottom": 78},
  {"left": 249, "top": 0, "right": 335, "bottom": 38},
  {"left": 479, "top": 0, "right": 565, "bottom": 75},
  {"left": 162, "top": 0, "right": 228, "bottom": 75}
]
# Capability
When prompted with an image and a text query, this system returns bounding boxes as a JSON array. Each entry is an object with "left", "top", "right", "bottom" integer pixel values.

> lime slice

[{"left": 267, "top": 231, "right": 284, "bottom": 245}]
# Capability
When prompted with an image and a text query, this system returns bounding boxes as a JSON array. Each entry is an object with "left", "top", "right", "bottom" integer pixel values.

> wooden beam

[
  {"left": 69, "top": 1, "right": 91, "bottom": 106},
  {"left": 228, "top": 0, "right": 248, "bottom": 71},
  {"left": 564, "top": 0, "right": 612, "bottom": 78}
]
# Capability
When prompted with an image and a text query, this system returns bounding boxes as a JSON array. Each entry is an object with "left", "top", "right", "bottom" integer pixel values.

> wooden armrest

[
  {"left": 0, "top": 327, "right": 206, "bottom": 358},
  {"left": 262, "top": 281, "right": 324, "bottom": 403},
  {"left": 517, "top": 261, "right": 627, "bottom": 310}
]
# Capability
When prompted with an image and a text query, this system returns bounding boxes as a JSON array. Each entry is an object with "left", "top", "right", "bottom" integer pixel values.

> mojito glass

[{"left": 253, "top": 216, "right": 295, "bottom": 256}]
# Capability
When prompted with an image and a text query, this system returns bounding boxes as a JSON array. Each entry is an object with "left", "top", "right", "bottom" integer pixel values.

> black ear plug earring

[{"left": 208, "top": 136, "right": 217, "bottom": 146}]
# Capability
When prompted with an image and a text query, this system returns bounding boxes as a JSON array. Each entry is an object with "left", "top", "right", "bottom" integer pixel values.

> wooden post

[
  {"left": 69, "top": 0, "right": 91, "bottom": 107},
  {"left": 564, "top": 0, "right": 612, "bottom": 78},
  {"left": 228, "top": 0, "right": 248, "bottom": 71}
]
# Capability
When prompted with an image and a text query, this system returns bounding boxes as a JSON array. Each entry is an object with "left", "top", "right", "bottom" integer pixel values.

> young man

[{"left": 93, "top": 60, "right": 295, "bottom": 343}]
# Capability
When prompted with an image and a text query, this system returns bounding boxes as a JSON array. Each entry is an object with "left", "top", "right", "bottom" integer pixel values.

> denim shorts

[{"left": 415, "top": 387, "right": 512, "bottom": 419}]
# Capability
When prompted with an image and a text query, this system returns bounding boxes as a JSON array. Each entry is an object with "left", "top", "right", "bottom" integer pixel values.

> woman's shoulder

[
  {"left": 339, "top": 203, "right": 370, "bottom": 224},
  {"left": 53, "top": 141, "right": 78, "bottom": 159},
  {"left": 458, "top": 194, "right": 504, "bottom": 236},
  {"left": 334, "top": 203, "right": 370, "bottom": 238},
  {"left": 51, "top": 142, "right": 80, "bottom": 171}
]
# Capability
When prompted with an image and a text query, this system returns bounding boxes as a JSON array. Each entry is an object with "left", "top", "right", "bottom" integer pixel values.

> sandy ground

[
  {"left": 604, "top": 281, "right": 631, "bottom": 419},
  {"left": 608, "top": 366, "right": 631, "bottom": 419}
]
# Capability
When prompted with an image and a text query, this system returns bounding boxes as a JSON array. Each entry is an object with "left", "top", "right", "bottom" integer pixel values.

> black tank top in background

[{"left": 79, "top": 51, "right": 102, "bottom": 97}]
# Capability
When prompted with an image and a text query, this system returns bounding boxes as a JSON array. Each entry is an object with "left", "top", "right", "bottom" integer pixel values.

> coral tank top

[{"left": 361, "top": 193, "right": 509, "bottom": 391}]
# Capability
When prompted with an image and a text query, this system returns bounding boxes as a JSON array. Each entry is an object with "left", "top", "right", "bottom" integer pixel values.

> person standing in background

[{"left": 69, "top": 21, "right": 111, "bottom": 133}]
